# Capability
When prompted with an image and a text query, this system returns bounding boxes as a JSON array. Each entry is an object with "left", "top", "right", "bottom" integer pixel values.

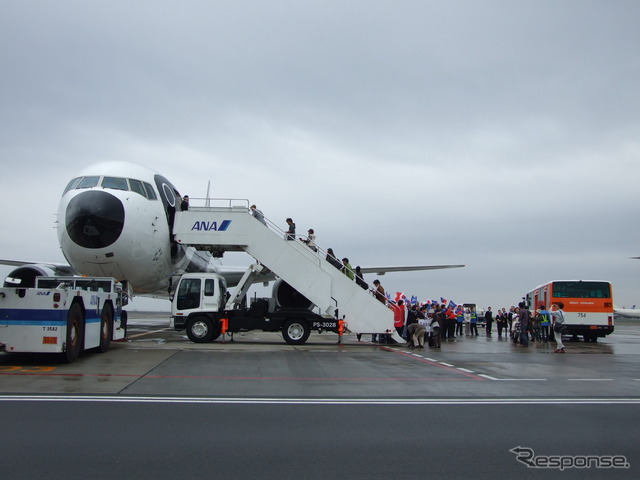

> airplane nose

[{"left": 65, "top": 191, "right": 125, "bottom": 249}]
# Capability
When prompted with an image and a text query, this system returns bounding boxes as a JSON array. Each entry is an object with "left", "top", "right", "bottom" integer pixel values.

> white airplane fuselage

[
  {"left": 56, "top": 161, "right": 228, "bottom": 296},
  {"left": 613, "top": 307, "right": 640, "bottom": 319}
]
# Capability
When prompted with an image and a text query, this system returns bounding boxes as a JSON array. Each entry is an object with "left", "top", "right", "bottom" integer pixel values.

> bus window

[
  {"left": 102, "top": 177, "right": 129, "bottom": 191},
  {"left": 552, "top": 281, "right": 611, "bottom": 299}
]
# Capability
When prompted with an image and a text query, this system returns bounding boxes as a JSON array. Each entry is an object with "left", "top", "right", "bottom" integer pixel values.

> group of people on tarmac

[
  {"left": 456, "top": 302, "right": 568, "bottom": 353},
  {"left": 380, "top": 302, "right": 469, "bottom": 349},
  {"left": 376, "top": 301, "right": 568, "bottom": 353},
  {"left": 507, "top": 302, "right": 567, "bottom": 353}
]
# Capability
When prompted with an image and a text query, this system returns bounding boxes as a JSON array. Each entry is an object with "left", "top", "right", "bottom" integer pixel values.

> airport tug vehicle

[{"left": 0, "top": 276, "right": 127, "bottom": 362}]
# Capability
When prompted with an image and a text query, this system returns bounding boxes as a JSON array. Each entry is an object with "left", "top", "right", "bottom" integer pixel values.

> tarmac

[{"left": 2, "top": 313, "right": 639, "bottom": 399}]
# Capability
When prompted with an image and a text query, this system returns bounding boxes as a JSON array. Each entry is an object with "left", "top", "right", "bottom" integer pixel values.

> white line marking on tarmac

[
  {"left": 457, "top": 368, "right": 475, "bottom": 373},
  {"left": 478, "top": 374, "right": 499, "bottom": 381},
  {"left": 568, "top": 378, "right": 614, "bottom": 381},
  {"left": 493, "top": 378, "right": 548, "bottom": 381},
  {"left": 439, "top": 362, "right": 454, "bottom": 367},
  {"left": 1, "top": 395, "right": 639, "bottom": 405}
]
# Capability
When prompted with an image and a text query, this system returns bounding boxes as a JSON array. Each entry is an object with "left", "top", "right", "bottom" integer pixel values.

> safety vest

[
  {"left": 393, "top": 304, "right": 406, "bottom": 328},
  {"left": 540, "top": 312, "right": 550, "bottom": 326}
]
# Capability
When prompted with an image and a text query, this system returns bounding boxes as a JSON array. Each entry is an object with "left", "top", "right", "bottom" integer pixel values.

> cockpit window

[
  {"left": 128, "top": 179, "right": 147, "bottom": 197},
  {"left": 63, "top": 177, "right": 82, "bottom": 195},
  {"left": 77, "top": 176, "right": 100, "bottom": 189},
  {"left": 102, "top": 177, "right": 129, "bottom": 191},
  {"left": 64, "top": 175, "right": 158, "bottom": 201},
  {"left": 143, "top": 182, "right": 158, "bottom": 200}
]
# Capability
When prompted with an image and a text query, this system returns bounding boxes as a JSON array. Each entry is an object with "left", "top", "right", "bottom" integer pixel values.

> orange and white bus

[{"left": 525, "top": 280, "right": 614, "bottom": 342}]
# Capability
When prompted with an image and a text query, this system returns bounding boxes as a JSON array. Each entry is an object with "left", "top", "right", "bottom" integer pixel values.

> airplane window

[
  {"left": 128, "top": 179, "right": 147, "bottom": 198},
  {"left": 143, "top": 182, "right": 158, "bottom": 200},
  {"left": 102, "top": 177, "right": 129, "bottom": 191},
  {"left": 77, "top": 176, "right": 100, "bottom": 189},
  {"left": 63, "top": 177, "right": 82, "bottom": 195}
]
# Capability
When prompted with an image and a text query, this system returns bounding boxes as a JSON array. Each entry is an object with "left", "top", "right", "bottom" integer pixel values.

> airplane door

[{"left": 154, "top": 174, "right": 181, "bottom": 238}]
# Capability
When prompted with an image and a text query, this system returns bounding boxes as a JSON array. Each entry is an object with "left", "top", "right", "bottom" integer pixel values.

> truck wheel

[
  {"left": 96, "top": 305, "right": 113, "bottom": 353},
  {"left": 63, "top": 303, "right": 84, "bottom": 363},
  {"left": 282, "top": 318, "right": 311, "bottom": 345},
  {"left": 186, "top": 316, "right": 221, "bottom": 343}
]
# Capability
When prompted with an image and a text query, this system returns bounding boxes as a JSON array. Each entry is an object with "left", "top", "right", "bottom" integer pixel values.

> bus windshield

[{"left": 552, "top": 281, "right": 611, "bottom": 299}]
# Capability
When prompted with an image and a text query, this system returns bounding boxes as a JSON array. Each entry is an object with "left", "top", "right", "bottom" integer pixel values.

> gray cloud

[{"left": 1, "top": 0, "right": 639, "bottom": 309}]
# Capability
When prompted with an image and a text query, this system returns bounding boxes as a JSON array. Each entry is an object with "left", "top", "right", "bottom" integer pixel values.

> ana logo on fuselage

[{"left": 191, "top": 220, "right": 232, "bottom": 232}]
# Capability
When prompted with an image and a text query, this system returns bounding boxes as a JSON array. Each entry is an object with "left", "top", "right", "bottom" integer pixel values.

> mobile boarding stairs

[{"left": 172, "top": 201, "right": 399, "bottom": 342}]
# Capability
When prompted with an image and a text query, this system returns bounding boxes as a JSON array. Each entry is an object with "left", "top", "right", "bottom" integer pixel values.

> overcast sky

[{"left": 1, "top": 1, "right": 639, "bottom": 311}]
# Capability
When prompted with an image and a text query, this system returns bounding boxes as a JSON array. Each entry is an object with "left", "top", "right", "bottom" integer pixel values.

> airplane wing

[
  {"left": 359, "top": 264, "right": 465, "bottom": 275},
  {"left": 0, "top": 259, "right": 73, "bottom": 268},
  {"left": 0, "top": 259, "right": 43, "bottom": 267}
]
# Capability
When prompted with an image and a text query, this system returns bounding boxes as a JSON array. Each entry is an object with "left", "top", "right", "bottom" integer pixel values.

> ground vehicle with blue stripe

[{"left": 0, "top": 276, "right": 127, "bottom": 362}]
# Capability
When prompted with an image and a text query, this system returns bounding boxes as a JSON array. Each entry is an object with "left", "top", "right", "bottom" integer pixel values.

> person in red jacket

[{"left": 393, "top": 300, "right": 406, "bottom": 338}]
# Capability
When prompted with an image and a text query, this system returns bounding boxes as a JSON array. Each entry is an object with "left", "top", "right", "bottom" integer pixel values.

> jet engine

[
  {"left": 3, "top": 264, "right": 77, "bottom": 288},
  {"left": 272, "top": 279, "right": 313, "bottom": 310}
]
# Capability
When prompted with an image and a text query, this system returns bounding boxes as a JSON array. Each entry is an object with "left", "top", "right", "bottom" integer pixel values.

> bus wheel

[
  {"left": 186, "top": 316, "right": 220, "bottom": 343},
  {"left": 282, "top": 318, "right": 310, "bottom": 345},
  {"left": 96, "top": 305, "right": 113, "bottom": 353},
  {"left": 63, "top": 303, "right": 84, "bottom": 363}
]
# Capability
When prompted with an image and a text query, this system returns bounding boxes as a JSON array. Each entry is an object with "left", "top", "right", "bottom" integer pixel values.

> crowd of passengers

[{"left": 360, "top": 301, "right": 566, "bottom": 352}]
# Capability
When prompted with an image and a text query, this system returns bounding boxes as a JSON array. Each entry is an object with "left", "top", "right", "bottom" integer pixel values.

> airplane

[
  {"left": 1, "top": 161, "right": 464, "bottom": 306},
  {"left": 613, "top": 306, "right": 640, "bottom": 319}
]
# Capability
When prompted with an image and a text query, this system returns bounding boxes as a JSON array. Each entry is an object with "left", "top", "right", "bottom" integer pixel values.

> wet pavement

[{"left": 1, "top": 313, "right": 639, "bottom": 400}]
